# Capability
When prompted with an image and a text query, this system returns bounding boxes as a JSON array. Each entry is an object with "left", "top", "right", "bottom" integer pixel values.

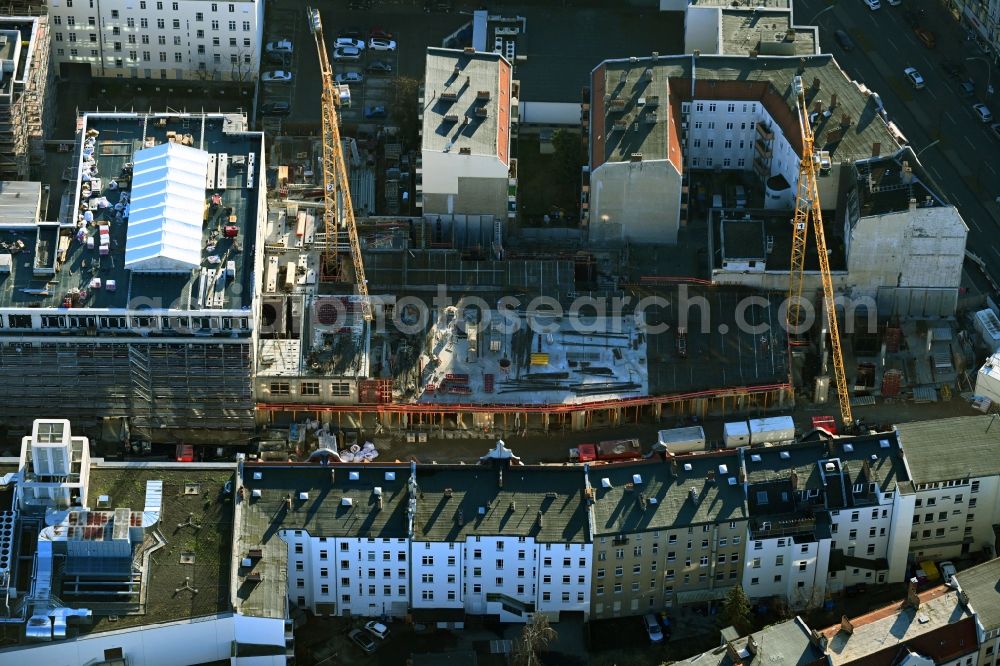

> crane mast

[
  {"left": 786, "top": 75, "right": 853, "bottom": 428},
  {"left": 307, "top": 7, "right": 373, "bottom": 322}
]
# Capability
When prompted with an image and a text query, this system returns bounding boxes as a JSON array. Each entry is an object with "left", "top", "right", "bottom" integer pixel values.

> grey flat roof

[
  {"left": 895, "top": 416, "right": 1000, "bottom": 484},
  {"left": 955, "top": 558, "right": 1000, "bottom": 631},
  {"left": 0, "top": 181, "right": 41, "bottom": 227},
  {"left": 594, "top": 54, "right": 898, "bottom": 167},
  {"left": 0, "top": 113, "right": 261, "bottom": 311},
  {"left": 83, "top": 466, "right": 235, "bottom": 633},
  {"left": 422, "top": 48, "right": 504, "bottom": 158},
  {"left": 590, "top": 454, "right": 747, "bottom": 535},
  {"left": 413, "top": 464, "right": 589, "bottom": 543},
  {"left": 721, "top": 11, "right": 817, "bottom": 57}
]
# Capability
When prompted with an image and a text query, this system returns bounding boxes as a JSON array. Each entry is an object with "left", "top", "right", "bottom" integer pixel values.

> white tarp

[{"left": 125, "top": 142, "right": 208, "bottom": 272}]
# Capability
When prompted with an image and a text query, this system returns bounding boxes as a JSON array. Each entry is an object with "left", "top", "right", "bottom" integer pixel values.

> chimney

[
  {"left": 812, "top": 77, "right": 821, "bottom": 91},
  {"left": 798, "top": 57, "right": 806, "bottom": 73},
  {"left": 498, "top": 467, "right": 504, "bottom": 488},
  {"left": 671, "top": 457, "right": 679, "bottom": 476},
  {"left": 789, "top": 469, "right": 799, "bottom": 490},
  {"left": 906, "top": 577, "right": 920, "bottom": 608},
  {"left": 959, "top": 590, "right": 970, "bottom": 607},
  {"left": 509, "top": 500, "right": 516, "bottom": 512},
  {"left": 840, "top": 615, "right": 854, "bottom": 635},
  {"left": 830, "top": 93, "right": 838, "bottom": 108},
  {"left": 813, "top": 101, "right": 823, "bottom": 114},
  {"left": 376, "top": 494, "right": 384, "bottom": 510},
  {"left": 707, "top": 470, "right": 716, "bottom": 484},
  {"left": 725, "top": 641, "right": 742, "bottom": 664},
  {"left": 809, "top": 629, "right": 828, "bottom": 650},
  {"left": 747, "top": 635, "right": 759, "bottom": 655},
  {"left": 689, "top": 487, "right": 699, "bottom": 502},
  {"left": 458, "top": 508, "right": 465, "bottom": 526},
  {"left": 909, "top": 197, "right": 917, "bottom": 211},
  {"left": 536, "top": 510, "right": 544, "bottom": 529},
  {"left": 738, "top": 467, "right": 746, "bottom": 483},
  {"left": 840, "top": 113, "right": 851, "bottom": 129},
  {"left": 638, "top": 492, "right": 648, "bottom": 509},
  {"left": 872, "top": 142, "right": 881, "bottom": 158}
]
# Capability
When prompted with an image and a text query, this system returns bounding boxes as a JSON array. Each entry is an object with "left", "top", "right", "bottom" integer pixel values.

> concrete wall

[
  {"left": 684, "top": 6, "right": 722, "bottom": 55},
  {"left": 847, "top": 206, "right": 967, "bottom": 296},
  {"left": 420, "top": 151, "right": 509, "bottom": 219},
  {"left": 589, "top": 159, "right": 682, "bottom": 245},
  {"left": 519, "top": 101, "right": 581, "bottom": 126}
]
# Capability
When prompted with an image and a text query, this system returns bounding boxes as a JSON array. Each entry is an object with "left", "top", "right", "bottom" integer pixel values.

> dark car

[
  {"left": 367, "top": 60, "right": 393, "bottom": 74},
  {"left": 365, "top": 105, "right": 387, "bottom": 119},
  {"left": 959, "top": 80, "right": 976, "bottom": 96},
  {"left": 349, "top": 629, "right": 377, "bottom": 653},
  {"left": 265, "top": 51, "right": 287, "bottom": 65},
  {"left": 833, "top": 29, "right": 853, "bottom": 51},
  {"left": 340, "top": 26, "right": 363, "bottom": 39},
  {"left": 261, "top": 101, "right": 291, "bottom": 115},
  {"left": 941, "top": 60, "right": 965, "bottom": 79}
]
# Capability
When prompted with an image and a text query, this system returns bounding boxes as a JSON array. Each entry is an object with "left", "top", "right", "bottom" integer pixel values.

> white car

[
  {"left": 940, "top": 561, "right": 958, "bottom": 587},
  {"left": 335, "top": 37, "right": 365, "bottom": 50},
  {"left": 261, "top": 70, "right": 293, "bottom": 82},
  {"left": 265, "top": 40, "right": 292, "bottom": 54},
  {"left": 368, "top": 38, "right": 397, "bottom": 51},
  {"left": 335, "top": 71, "right": 363, "bottom": 84},
  {"left": 903, "top": 67, "right": 925, "bottom": 89},
  {"left": 364, "top": 621, "right": 389, "bottom": 640},
  {"left": 333, "top": 47, "right": 362, "bottom": 61},
  {"left": 974, "top": 103, "right": 994, "bottom": 123},
  {"left": 863, "top": 0, "right": 881, "bottom": 9},
  {"left": 643, "top": 613, "right": 664, "bottom": 644}
]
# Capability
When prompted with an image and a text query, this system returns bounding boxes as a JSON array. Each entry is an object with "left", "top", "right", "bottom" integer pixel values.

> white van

[
  {"left": 734, "top": 185, "right": 747, "bottom": 208},
  {"left": 712, "top": 194, "right": 723, "bottom": 209}
]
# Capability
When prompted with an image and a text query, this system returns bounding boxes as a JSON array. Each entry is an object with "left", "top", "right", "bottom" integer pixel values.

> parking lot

[{"left": 257, "top": 1, "right": 469, "bottom": 136}]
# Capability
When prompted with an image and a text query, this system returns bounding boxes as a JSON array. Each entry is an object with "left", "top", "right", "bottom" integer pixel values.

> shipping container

[
  {"left": 656, "top": 426, "right": 706, "bottom": 454},
  {"left": 810, "top": 415, "right": 839, "bottom": 435},
  {"left": 576, "top": 444, "right": 598, "bottom": 463},
  {"left": 748, "top": 416, "right": 795, "bottom": 445},
  {"left": 723, "top": 421, "right": 750, "bottom": 448},
  {"left": 175, "top": 444, "right": 195, "bottom": 462}
]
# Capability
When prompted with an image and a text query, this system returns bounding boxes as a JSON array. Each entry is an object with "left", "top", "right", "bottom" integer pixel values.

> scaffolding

[
  {"left": 0, "top": 15, "right": 54, "bottom": 180},
  {"left": 0, "top": 340, "right": 255, "bottom": 436}
]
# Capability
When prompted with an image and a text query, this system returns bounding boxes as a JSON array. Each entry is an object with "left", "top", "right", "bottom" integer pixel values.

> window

[
  {"left": 755, "top": 491, "right": 768, "bottom": 505},
  {"left": 849, "top": 529, "right": 857, "bottom": 539},
  {"left": 775, "top": 555, "right": 784, "bottom": 566},
  {"left": 733, "top": 536, "right": 741, "bottom": 545},
  {"left": 754, "top": 541, "right": 762, "bottom": 551},
  {"left": 544, "top": 557, "right": 553, "bottom": 567},
  {"left": 699, "top": 556, "right": 709, "bottom": 567},
  {"left": 172, "top": 19, "right": 180, "bottom": 29},
  {"left": 614, "top": 566, "right": 623, "bottom": 576},
  {"left": 668, "top": 535, "right": 677, "bottom": 544},
  {"left": 211, "top": 20, "right": 219, "bottom": 30},
  {"left": 296, "top": 579, "right": 304, "bottom": 588},
  {"left": 196, "top": 12, "right": 203, "bottom": 20},
  {"left": 613, "top": 583, "right": 622, "bottom": 593},
  {"left": 421, "top": 573, "right": 433, "bottom": 583},
  {"left": 421, "top": 590, "right": 433, "bottom": 600},
  {"left": 798, "top": 561, "right": 807, "bottom": 571},
  {"left": 242, "top": 20, "right": 250, "bottom": 30},
  {"left": 851, "top": 511, "right": 859, "bottom": 522},
  {"left": 632, "top": 564, "right": 641, "bottom": 575},
  {"left": 774, "top": 575, "right": 782, "bottom": 582},
  {"left": 970, "top": 498, "right": 978, "bottom": 508},
  {"left": 294, "top": 543, "right": 303, "bottom": 554},
  {"left": 421, "top": 556, "right": 433, "bottom": 566},
  {"left": 173, "top": 36, "right": 181, "bottom": 45},
  {"left": 473, "top": 568, "right": 482, "bottom": 578},
  {"left": 867, "top": 544, "right": 877, "bottom": 554},
  {"left": 869, "top": 527, "right": 877, "bottom": 537},
  {"left": 597, "top": 568, "right": 605, "bottom": 579},
  {"left": 667, "top": 552, "right": 675, "bottom": 562},
  {"left": 228, "top": 20, "right": 236, "bottom": 30},
  {"left": 67, "top": 17, "right": 76, "bottom": 26},
  {"left": 751, "top": 577, "right": 759, "bottom": 585},
  {"left": 972, "top": 480, "right": 980, "bottom": 493},
  {"left": 157, "top": 19, "right": 164, "bottom": 29},
  {"left": 295, "top": 561, "right": 303, "bottom": 571},
  {"left": 752, "top": 558, "right": 761, "bottom": 569}
]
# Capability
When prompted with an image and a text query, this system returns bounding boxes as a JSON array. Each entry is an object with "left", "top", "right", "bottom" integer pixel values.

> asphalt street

[{"left": 795, "top": 0, "right": 1000, "bottom": 295}]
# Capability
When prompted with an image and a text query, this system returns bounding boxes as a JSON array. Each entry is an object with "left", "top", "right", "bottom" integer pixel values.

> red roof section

[{"left": 497, "top": 58, "right": 511, "bottom": 166}]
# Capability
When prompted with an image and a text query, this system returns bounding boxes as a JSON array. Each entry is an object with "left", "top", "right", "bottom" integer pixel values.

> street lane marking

[
  {"left": 888, "top": 37, "right": 900, "bottom": 52},
  {"left": 926, "top": 87, "right": 937, "bottom": 100},
  {"left": 993, "top": 247, "right": 1000, "bottom": 260},
  {"left": 944, "top": 111, "right": 957, "bottom": 125},
  {"left": 966, "top": 136, "right": 976, "bottom": 150},
  {"left": 969, "top": 216, "right": 982, "bottom": 232},
  {"left": 987, "top": 163, "right": 998, "bottom": 176}
]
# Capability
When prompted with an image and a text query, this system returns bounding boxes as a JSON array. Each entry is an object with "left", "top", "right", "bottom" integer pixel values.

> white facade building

[
  {"left": 740, "top": 435, "right": 914, "bottom": 610},
  {"left": 896, "top": 416, "right": 1000, "bottom": 562},
  {"left": 48, "top": 0, "right": 263, "bottom": 82}
]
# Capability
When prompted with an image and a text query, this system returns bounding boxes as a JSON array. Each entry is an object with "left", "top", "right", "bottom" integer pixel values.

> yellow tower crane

[
  {"left": 307, "top": 7, "right": 373, "bottom": 322},
  {"left": 786, "top": 75, "right": 852, "bottom": 428}
]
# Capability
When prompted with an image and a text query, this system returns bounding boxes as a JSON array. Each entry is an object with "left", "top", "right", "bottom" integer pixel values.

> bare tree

[{"left": 513, "top": 614, "right": 557, "bottom": 666}]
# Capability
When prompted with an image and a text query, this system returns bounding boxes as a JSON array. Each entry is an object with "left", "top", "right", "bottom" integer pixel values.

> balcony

[
  {"left": 756, "top": 122, "right": 774, "bottom": 141},
  {"left": 754, "top": 137, "right": 772, "bottom": 158},
  {"left": 750, "top": 515, "right": 817, "bottom": 540}
]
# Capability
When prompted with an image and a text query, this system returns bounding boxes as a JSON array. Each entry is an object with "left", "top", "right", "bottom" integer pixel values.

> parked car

[
  {"left": 960, "top": 80, "right": 976, "bottom": 96},
  {"left": 903, "top": 67, "right": 925, "bottom": 89},
  {"left": 333, "top": 47, "right": 362, "bottom": 61},
  {"left": 261, "top": 101, "right": 291, "bottom": 115},
  {"left": 265, "top": 40, "right": 293, "bottom": 54},
  {"left": 368, "top": 37, "right": 397, "bottom": 51},
  {"left": 833, "top": 29, "right": 854, "bottom": 51},
  {"left": 335, "top": 71, "right": 364, "bottom": 84},
  {"left": 265, "top": 51, "right": 288, "bottom": 65},
  {"left": 335, "top": 37, "right": 365, "bottom": 50},
  {"left": 942, "top": 60, "right": 965, "bottom": 79},
  {"left": 973, "top": 102, "right": 993, "bottom": 123},
  {"left": 364, "top": 621, "right": 390, "bottom": 640},
  {"left": 913, "top": 26, "right": 935, "bottom": 48},
  {"left": 845, "top": 583, "right": 869, "bottom": 597},
  {"left": 887, "top": 0, "right": 901, "bottom": 5},
  {"left": 940, "top": 561, "right": 958, "bottom": 587},
  {"left": 339, "top": 27, "right": 364, "bottom": 39},
  {"left": 369, "top": 26, "right": 392, "bottom": 40},
  {"left": 261, "top": 70, "right": 293, "bottom": 82},
  {"left": 365, "top": 105, "right": 387, "bottom": 119},
  {"left": 862, "top": 0, "right": 880, "bottom": 10},
  {"left": 990, "top": 123, "right": 1000, "bottom": 140},
  {"left": 348, "top": 629, "right": 377, "bottom": 653},
  {"left": 643, "top": 613, "right": 664, "bottom": 644},
  {"left": 367, "top": 60, "right": 393, "bottom": 74}
]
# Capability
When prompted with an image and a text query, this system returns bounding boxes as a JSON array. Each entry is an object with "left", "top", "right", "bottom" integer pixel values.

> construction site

[{"left": 0, "top": 15, "right": 54, "bottom": 180}]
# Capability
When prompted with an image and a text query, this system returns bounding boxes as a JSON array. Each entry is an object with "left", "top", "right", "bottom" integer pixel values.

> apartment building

[
  {"left": 954, "top": 557, "right": 1000, "bottom": 666},
  {"left": 47, "top": 0, "right": 263, "bottom": 82},
  {"left": 587, "top": 452, "right": 748, "bottom": 618},
  {"left": 739, "top": 435, "right": 914, "bottom": 609},
  {"left": 896, "top": 416, "right": 1000, "bottom": 562},
  {"left": 675, "top": 616, "right": 828, "bottom": 666},
  {"left": 236, "top": 442, "right": 592, "bottom": 626},
  {"left": 418, "top": 47, "right": 517, "bottom": 240},
  {"left": 0, "top": 16, "right": 55, "bottom": 180},
  {"left": 0, "top": 112, "right": 265, "bottom": 438}
]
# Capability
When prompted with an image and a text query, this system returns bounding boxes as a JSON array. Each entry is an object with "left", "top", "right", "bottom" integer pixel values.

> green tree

[
  {"left": 719, "top": 585, "right": 753, "bottom": 635},
  {"left": 513, "top": 613, "right": 558, "bottom": 666},
  {"left": 390, "top": 76, "right": 421, "bottom": 150}
]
